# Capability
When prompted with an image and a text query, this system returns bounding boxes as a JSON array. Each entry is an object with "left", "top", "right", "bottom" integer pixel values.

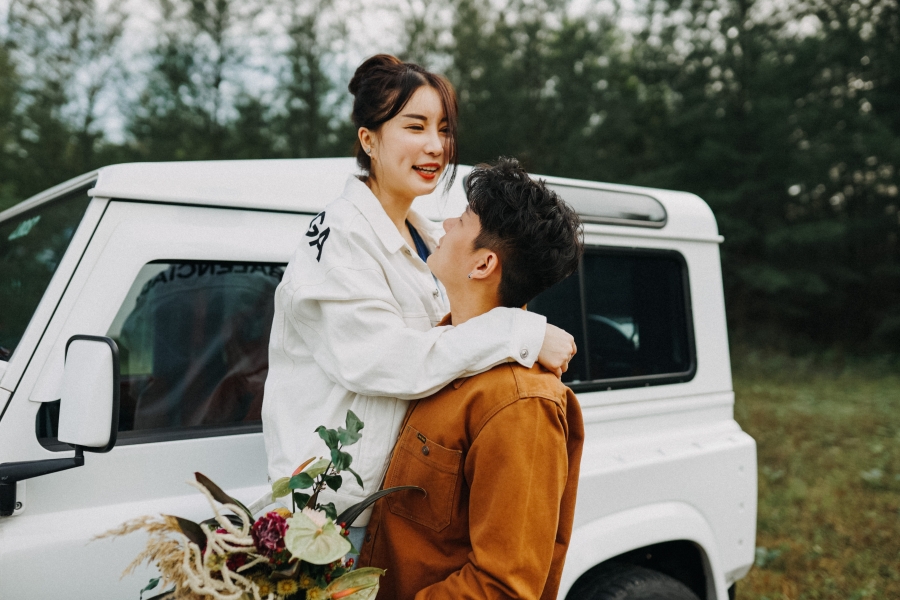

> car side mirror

[
  {"left": 58, "top": 335, "right": 120, "bottom": 452},
  {"left": 0, "top": 335, "right": 120, "bottom": 516}
]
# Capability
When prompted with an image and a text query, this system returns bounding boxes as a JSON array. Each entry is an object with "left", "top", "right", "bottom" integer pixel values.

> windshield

[{"left": 0, "top": 188, "right": 93, "bottom": 361}]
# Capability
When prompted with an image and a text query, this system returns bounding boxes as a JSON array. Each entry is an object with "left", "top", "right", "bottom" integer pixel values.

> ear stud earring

[{"left": 467, "top": 273, "right": 473, "bottom": 279}]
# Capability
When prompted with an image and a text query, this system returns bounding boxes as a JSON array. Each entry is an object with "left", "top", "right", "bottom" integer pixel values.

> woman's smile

[{"left": 413, "top": 163, "right": 442, "bottom": 180}]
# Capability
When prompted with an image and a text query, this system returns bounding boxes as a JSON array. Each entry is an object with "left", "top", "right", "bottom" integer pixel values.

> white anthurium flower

[
  {"left": 301, "top": 507, "right": 329, "bottom": 528},
  {"left": 284, "top": 509, "right": 350, "bottom": 565}
]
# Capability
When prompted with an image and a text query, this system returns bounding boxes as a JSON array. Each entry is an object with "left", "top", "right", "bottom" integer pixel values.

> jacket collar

[
  {"left": 342, "top": 175, "right": 442, "bottom": 254},
  {"left": 406, "top": 209, "right": 443, "bottom": 251}
]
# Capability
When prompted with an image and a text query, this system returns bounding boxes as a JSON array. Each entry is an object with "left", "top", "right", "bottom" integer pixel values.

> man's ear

[{"left": 470, "top": 250, "right": 500, "bottom": 281}]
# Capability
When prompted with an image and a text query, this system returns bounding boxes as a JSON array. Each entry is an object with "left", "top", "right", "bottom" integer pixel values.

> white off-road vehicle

[{"left": 0, "top": 158, "right": 756, "bottom": 599}]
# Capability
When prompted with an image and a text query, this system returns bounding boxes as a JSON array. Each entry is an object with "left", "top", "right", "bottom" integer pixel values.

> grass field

[{"left": 732, "top": 350, "right": 900, "bottom": 599}]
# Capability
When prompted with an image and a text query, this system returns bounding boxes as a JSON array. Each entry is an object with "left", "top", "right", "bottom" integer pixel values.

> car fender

[{"left": 560, "top": 501, "right": 729, "bottom": 600}]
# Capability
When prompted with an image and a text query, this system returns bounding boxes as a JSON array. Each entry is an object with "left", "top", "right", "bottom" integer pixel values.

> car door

[{"left": 0, "top": 199, "right": 312, "bottom": 599}]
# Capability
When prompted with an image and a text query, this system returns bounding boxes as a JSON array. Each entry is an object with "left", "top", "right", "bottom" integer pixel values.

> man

[{"left": 358, "top": 157, "right": 585, "bottom": 600}]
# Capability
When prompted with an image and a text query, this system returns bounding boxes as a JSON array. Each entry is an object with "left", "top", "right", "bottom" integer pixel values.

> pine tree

[
  {"left": 4, "top": 0, "right": 125, "bottom": 198},
  {"left": 126, "top": 0, "right": 262, "bottom": 161},
  {"left": 0, "top": 41, "right": 21, "bottom": 212}
]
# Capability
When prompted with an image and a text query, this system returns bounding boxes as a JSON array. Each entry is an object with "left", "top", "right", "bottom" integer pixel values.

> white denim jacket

[{"left": 262, "top": 176, "right": 546, "bottom": 523}]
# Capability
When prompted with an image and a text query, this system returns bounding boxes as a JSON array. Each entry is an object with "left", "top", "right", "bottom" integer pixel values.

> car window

[
  {"left": 528, "top": 248, "right": 695, "bottom": 390},
  {"left": 0, "top": 188, "right": 93, "bottom": 361},
  {"left": 37, "top": 261, "right": 284, "bottom": 448}
]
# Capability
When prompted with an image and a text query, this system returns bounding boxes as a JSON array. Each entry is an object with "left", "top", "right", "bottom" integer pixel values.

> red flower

[
  {"left": 226, "top": 552, "right": 248, "bottom": 571},
  {"left": 251, "top": 511, "right": 288, "bottom": 557}
]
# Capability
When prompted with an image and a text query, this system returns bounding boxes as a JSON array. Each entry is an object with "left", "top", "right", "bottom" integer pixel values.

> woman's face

[{"left": 362, "top": 85, "right": 449, "bottom": 201}]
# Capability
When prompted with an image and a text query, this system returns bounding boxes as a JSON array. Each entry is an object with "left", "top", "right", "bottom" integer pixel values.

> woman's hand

[{"left": 537, "top": 324, "right": 577, "bottom": 378}]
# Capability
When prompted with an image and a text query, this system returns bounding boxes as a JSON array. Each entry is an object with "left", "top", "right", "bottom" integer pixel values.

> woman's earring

[
  {"left": 365, "top": 147, "right": 372, "bottom": 155},
  {"left": 467, "top": 273, "right": 473, "bottom": 279}
]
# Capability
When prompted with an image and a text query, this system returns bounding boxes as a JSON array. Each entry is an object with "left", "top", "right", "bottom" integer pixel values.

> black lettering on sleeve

[
  {"left": 309, "top": 228, "right": 330, "bottom": 262},
  {"left": 305, "top": 212, "right": 330, "bottom": 262}
]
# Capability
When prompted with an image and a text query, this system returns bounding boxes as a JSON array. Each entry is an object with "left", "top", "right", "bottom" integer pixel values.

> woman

[{"left": 261, "top": 55, "right": 576, "bottom": 537}]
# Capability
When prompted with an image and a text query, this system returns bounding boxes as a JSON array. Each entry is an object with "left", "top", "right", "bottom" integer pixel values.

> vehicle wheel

[{"left": 567, "top": 562, "right": 702, "bottom": 600}]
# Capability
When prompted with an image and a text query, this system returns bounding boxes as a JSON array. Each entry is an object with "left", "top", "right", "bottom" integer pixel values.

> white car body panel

[{"left": 0, "top": 158, "right": 756, "bottom": 599}]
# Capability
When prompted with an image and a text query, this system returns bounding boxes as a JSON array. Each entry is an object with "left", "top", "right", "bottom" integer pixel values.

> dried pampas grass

[{"left": 95, "top": 482, "right": 276, "bottom": 600}]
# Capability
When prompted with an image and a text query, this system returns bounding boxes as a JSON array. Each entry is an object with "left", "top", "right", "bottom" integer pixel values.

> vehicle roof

[{"left": 0, "top": 157, "right": 721, "bottom": 242}]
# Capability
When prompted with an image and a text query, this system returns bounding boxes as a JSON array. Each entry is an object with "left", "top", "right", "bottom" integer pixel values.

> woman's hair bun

[
  {"left": 348, "top": 54, "right": 403, "bottom": 96},
  {"left": 347, "top": 53, "right": 459, "bottom": 191}
]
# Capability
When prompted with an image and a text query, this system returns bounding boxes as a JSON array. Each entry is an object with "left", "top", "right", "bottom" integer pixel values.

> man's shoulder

[
  {"left": 446, "top": 363, "right": 574, "bottom": 440},
  {"left": 465, "top": 363, "right": 571, "bottom": 411}
]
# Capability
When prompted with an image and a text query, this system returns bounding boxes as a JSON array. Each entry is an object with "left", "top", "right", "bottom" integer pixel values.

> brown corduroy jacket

[{"left": 357, "top": 359, "right": 584, "bottom": 600}]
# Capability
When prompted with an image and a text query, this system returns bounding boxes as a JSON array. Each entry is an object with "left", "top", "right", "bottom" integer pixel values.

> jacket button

[
  {"left": 422, "top": 445, "right": 430, "bottom": 456},
  {"left": 432, "top": 289, "right": 439, "bottom": 297},
  {"left": 365, "top": 532, "right": 372, "bottom": 543},
  {"left": 520, "top": 348, "right": 529, "bottom": 359}
]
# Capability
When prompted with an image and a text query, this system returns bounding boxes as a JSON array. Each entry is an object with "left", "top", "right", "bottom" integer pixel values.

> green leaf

[
  {"left": 346, "top": 538, "right": 360, "bottom": 555},
  {"left": 316, "top": 426, "right": 339, "bottom": 450},
  {"left": 303, "top": 457, "right": 332, "bottom": 479},
  {"left": 321, "top": 567, "right": 384, "bottom": 600},
  {"left": 335, "top": 486, "right": 425, "bottom": 527},
  {"left": 345, "top": 467, "right": 363, "bottom": 489},
  {"left": 289, "top": 472, "right": 316, "bottom": 489},
  {"left": 293, "top": 492, "right": 310, "bottom": 509},
  {"left": 318, "top": 502, "right": 337, "bottom": 520},
  {"left": 346, "top": 410, "right": 364, "bottom": 433},
  {"left": 167, "top": 515, "right": 207, "bottom": 549},
  {"left": 271, "top": 476, "right": 291, "bottom": 500},
  {"left": 337, "top": 410, "right": 365, "bottom": 446},
  {"left": 194, "top": 472, "right": 252, "bottom": 520},
  {"left": 140, "top": 577, "right": 160, "bottom": 600},
  {"left": 324, "top": 474, "right": 343, "bottom": 492},
  {"left": 337, "top": 426, "right": 362, "bottom": 446},
  {"left": 331, "top": 448, "right": 352, "bottom": 471},
  {"left": 141, "top": 577, "right": 160, "bottom": 592}
]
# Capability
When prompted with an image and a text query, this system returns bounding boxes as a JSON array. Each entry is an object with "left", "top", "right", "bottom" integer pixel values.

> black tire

[{"left": 567, "top": 562, "right": 702, "bottom": 600}]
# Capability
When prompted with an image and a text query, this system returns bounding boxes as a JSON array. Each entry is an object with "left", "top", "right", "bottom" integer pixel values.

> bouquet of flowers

[{"left": 99, "top": 411, "right": 419, "bottom": 600}]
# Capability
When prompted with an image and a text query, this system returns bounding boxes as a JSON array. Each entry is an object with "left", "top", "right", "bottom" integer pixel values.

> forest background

[{"left": 1, "top": 0, "right": 898, "bottom": 354}]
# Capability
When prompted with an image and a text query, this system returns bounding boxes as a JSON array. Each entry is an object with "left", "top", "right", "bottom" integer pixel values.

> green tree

[
  {"left": 126, "top": 0, "right": 262, "bottom": 161},
  {"left": 270, "top": 0, "right": 348, "bottom": 159},
  {"left": 432, "top": 0, "right": 900, "bottom": 350},
  {"left": 4, "top": 0, "right": 125, "bottom": 199},
  {"left": 627, "top": 0, "right": 900, "bottom": 349},
  {"left": 443, "top": 0, "right": 655, "bottom": 180},
  {"left": 0, "top": 41, "right": 21, "bottom": 211}
]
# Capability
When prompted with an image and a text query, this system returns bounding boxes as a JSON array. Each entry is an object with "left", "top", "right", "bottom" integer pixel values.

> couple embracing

[{"left": 262, "top": 54, "right": 584, "bottom": 600}]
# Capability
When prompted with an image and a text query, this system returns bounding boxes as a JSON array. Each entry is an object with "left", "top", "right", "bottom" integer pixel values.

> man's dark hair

[{"left": 466, "top": 157, "right": 583, "bottom": 308}]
